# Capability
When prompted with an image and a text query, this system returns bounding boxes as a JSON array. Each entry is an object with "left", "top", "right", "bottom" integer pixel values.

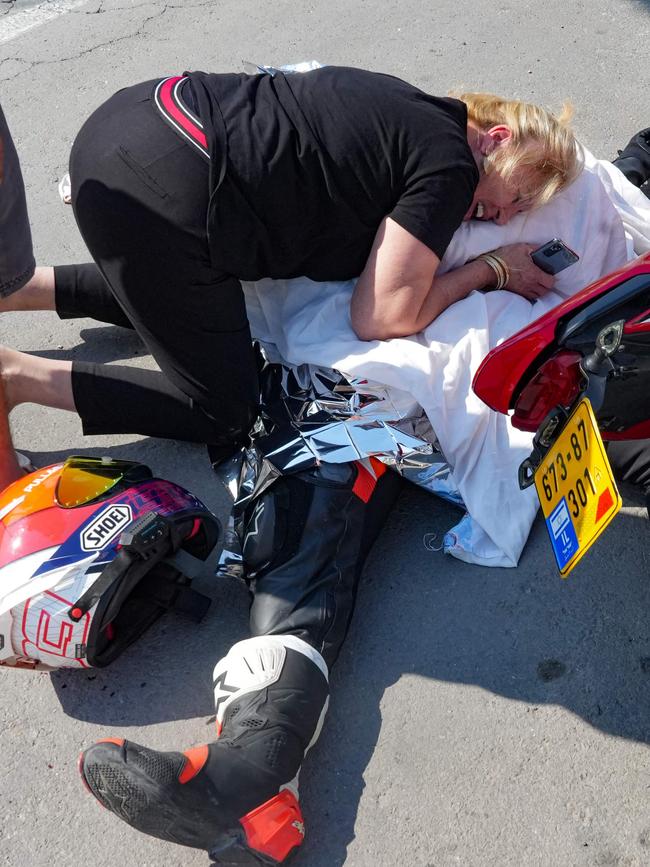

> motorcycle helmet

[{"left": 0, "top": 456, "right": 220, "bottom": 670}]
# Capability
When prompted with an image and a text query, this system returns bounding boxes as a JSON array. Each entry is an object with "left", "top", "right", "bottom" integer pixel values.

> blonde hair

[{"left": 458, "top": 92, "right": 583, "bottom": 207}]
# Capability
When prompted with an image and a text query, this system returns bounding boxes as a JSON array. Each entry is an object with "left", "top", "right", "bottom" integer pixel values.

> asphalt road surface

[{"left": 1, "top": 1, "right": 649, "bottom": 865}]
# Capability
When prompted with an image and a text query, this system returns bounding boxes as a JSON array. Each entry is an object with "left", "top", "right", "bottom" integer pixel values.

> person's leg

[
  {"left": 608, "top": 438, "right": 650, "bottom": 514},
  {"left": 611, "top": 128, "right": 650, "bottom": 190},
  {"left": 0, "top": 267, "right": 55, "bottom": 313},
  {"left": 246, "top": 460, "right": 402, "bottom": 668},
  {"left": 0, "top": 374, "right": 21, "bottom": 490},
  {"left": 81, "top": 635, "right": 329, "bottom": 864},
  {"left": 0, "top": 101, "right": 35, "bottom": 300},
  {"left": 0, "top": 345, "right": 75, "bottom": 487},
  {"left": 2, "top": 79, "right": 259, "bottom": 455},
  {"left": 80, "top": 461, "right": 403, "bottom": 864},
  {"left": 0, "top": 102, "right": 39, "bottom": 489},
  {"left": 0, "top": 342, "right": 248, "bottom": 447},
  {"left": 54, "top": 263, "right": 133, "bottom": 328},
  {"left": 0, "top": 346, "right": 74, "bottom": 412},
  {"left": 0, "top": 264, "right": 133, "bottom": 329},
  {"left": 69, "top": 79, "right": 259, "bottom": 451}
]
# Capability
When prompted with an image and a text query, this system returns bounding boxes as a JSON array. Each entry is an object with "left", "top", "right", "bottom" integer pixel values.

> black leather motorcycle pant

[{"left": 240, "top": 458, "right": 403, "bottom": 669}]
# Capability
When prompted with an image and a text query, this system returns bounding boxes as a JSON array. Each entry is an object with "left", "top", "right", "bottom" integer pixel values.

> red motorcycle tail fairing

[{"left": 472, "top": 252, "right": 650, "bottom": 439}]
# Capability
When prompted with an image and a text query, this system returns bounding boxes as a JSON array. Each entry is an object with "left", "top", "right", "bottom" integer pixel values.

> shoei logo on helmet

[{"left": 80, "top": 504, "right": 133, "bottom": 552}]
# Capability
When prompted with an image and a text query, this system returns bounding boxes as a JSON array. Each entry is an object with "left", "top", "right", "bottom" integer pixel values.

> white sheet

[{"left": 242, "top": 152, "right": 650, "bottom": 567}]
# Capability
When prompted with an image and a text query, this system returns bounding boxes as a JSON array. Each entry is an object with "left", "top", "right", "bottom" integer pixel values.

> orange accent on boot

[
  {"left": 215, "top": 719, "right": 223, "bottom": 738},
  {"left": 351, "top": 457, "right": 387, "bottom": 503},
  {"left": 178, "top": 745, "right": 209, "bottom": 784},
  {"left": 240, "top": 790, "right": 305, "bottom": 862},
  {"left": 96, "top": 738, "right": 125, "bottom": 747}
]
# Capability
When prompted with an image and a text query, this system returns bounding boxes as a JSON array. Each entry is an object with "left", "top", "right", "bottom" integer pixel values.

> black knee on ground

[{"left": 612, "top": 127, "right": 650, "bottom": 188}]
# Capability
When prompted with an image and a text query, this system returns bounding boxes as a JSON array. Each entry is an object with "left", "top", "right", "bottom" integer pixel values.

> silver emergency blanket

[{"left": 216, "top": 358, "right": 461, "bottom": 579}]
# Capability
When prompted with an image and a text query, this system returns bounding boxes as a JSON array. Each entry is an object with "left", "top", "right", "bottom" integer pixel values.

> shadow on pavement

[
  {"left": 49, "top": 576, "right": 250, "bottom": 728},
  {"left": 301, "top": 482, "right": 650, "bottom": 865},
  {"left": 40, "top": 466, "right": 650, "bottom": 865},
  {"left": 26, "top": 323, "right": 145, "bottom": 364}
]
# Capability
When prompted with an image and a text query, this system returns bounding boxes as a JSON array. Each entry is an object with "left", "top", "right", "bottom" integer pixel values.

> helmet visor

[{"left": 55, "top": 456, "right": 147, "bottom": 509}]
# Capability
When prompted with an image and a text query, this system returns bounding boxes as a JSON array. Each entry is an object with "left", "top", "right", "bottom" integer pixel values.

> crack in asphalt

[
  {"left": 72, "top": 0, "right": 214, "bottom": 14},
  {"left": 0, "top": 0, "right": 216, "bottom": 81}
]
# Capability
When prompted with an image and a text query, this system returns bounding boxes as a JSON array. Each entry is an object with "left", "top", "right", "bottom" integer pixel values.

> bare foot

[
  {"left": 0, "top": 345, "right": 20, "bottom": 410},
  {"left": 0, "top": 356, "right": 21, "bottom": 491},
  {"left": 0, "top": 344, "right": 74, "bottom": 412}
]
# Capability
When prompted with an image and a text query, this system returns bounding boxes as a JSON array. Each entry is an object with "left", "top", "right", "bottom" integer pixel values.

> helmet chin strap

[
  {"left": 68, "top": 508, "right": 218, "bottom": 624},
  {"left": 68, "top": 511, "right": 181, "bottom": 622}
]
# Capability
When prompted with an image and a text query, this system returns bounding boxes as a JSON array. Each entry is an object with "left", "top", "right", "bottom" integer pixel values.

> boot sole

[{"left": 79, "top": 741, "right": 281, "bottom": 865}]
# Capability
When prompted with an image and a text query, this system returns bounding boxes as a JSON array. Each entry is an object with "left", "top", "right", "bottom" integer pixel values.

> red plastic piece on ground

[{"left": 240, "top": 789, "right": 306, "bottom": 862}]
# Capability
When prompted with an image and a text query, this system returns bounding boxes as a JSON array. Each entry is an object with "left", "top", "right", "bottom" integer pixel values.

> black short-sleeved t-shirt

[{"left": 187, "top": 66, "right": 478, "bottom": 282}]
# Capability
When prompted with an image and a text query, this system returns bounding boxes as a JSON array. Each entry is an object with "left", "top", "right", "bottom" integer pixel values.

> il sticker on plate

[{"left": 546, "top": 497, "right": 579, "bottom": 571}]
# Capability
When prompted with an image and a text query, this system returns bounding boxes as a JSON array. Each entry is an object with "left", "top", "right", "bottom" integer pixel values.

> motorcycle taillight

[{"left": 512, "top": 351, "right": 584, "bottom": 432}]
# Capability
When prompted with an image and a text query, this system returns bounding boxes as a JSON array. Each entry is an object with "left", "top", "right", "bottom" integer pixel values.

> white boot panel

[{"left": 213, "top": 634, "right": 328, "bottom": 729}]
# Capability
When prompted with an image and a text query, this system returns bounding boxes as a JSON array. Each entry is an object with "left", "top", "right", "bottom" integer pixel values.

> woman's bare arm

[
  {"left": 350, "top": 218, "right": 555, "bottom": 340},
  {"left": 350, "top": 217, "right": 494, "bottom": 340}
]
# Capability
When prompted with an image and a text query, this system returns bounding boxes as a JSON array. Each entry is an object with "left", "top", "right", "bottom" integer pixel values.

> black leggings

[
  {"left": 67, "top": 79, "right": 259, "bottom": 455},
  {"left": 59, "top": 263, "right": 240, "bottom": 446}
]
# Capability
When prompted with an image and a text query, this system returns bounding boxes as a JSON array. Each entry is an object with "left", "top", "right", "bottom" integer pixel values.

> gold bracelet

[
  {"left": 476, "top": 252, "right": 510, "bottom": 291},
  {"left": 477, "top": 253, "right": 503, "bottom": 290},
  {"left": 487, "top": 254, "right": 507, "bottom": 289},
  {"left": 492, "top": 254, "right": 510, "bottom": 289}
]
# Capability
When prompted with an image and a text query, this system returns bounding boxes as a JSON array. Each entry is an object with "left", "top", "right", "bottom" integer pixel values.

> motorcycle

[{"left": 472, "top": 251, "right": 650, "bottom": 575}]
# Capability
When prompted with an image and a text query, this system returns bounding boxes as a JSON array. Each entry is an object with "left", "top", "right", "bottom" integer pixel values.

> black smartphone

[{"left": 530, "top": 238, "right": 580, "bottom": 275}]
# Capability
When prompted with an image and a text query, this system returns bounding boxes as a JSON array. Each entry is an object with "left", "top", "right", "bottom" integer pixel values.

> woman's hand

[{"left": 494, "top": 243, "right": 556, "bottom": 300}]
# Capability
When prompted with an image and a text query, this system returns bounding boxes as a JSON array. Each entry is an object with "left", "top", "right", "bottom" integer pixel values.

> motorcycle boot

[
  {"left": 612, "top": 127, "right": 650, "bottom": 193},
  {"left": 80, "top": 635, "right": 329, "bottom": 864}
]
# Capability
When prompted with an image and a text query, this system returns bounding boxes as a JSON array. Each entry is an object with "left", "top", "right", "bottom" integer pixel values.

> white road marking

[{"left": 0, "top": 1, "right": 89, "bottom": 45}]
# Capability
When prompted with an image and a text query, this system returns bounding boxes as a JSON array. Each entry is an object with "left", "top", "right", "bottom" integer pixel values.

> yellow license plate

[{"left": 534, "top": 398, "right": 622, "bottom": 576}]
